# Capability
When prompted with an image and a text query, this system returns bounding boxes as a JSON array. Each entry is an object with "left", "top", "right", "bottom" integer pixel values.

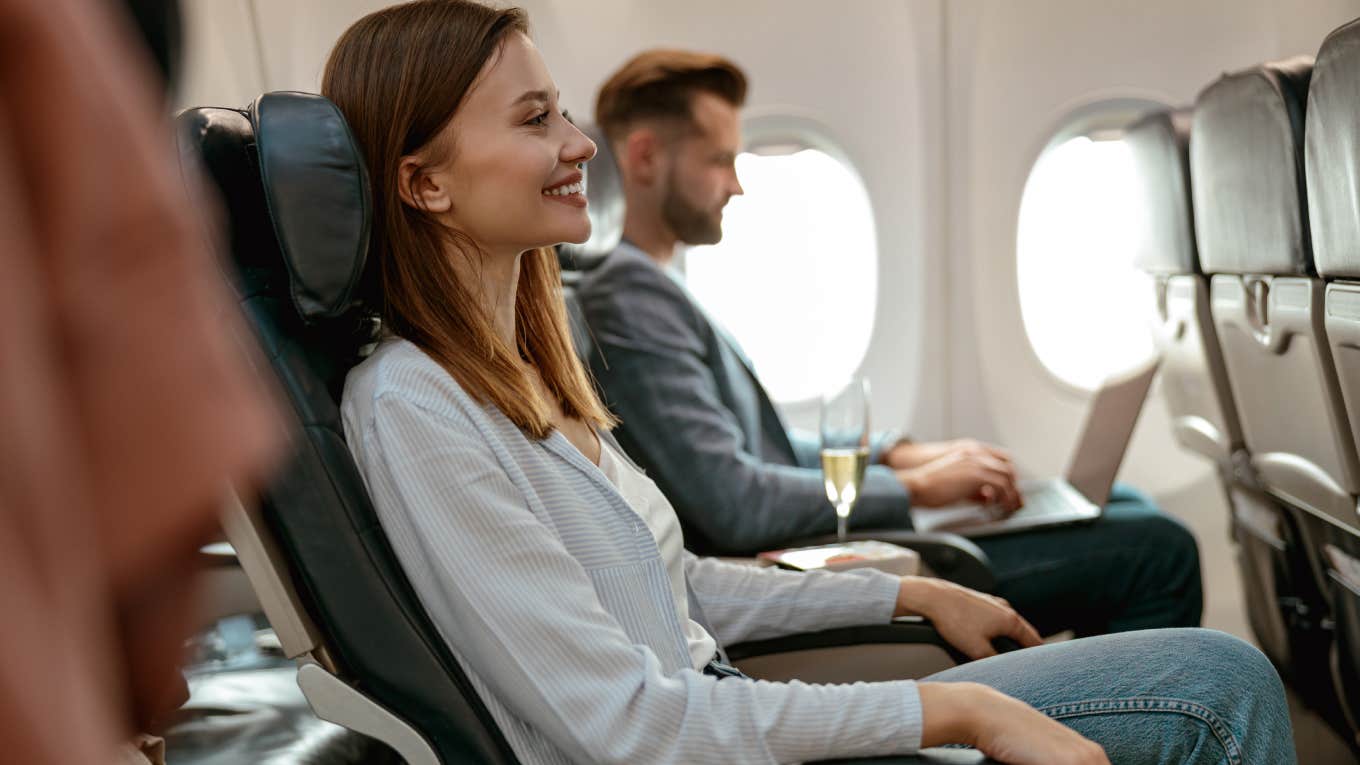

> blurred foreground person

[{"left": 0, "top": 0, "right": 283, "bottom": 762}]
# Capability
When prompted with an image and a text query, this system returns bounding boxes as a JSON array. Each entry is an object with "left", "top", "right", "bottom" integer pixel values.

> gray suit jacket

[{"left": 579, "top": 242, "right": 914, "bottom": 555}]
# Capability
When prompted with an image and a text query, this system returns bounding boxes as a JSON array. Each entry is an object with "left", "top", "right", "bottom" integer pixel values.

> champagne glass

[{"left": 820, "top": 377, "right": 870, "bottom": 543}]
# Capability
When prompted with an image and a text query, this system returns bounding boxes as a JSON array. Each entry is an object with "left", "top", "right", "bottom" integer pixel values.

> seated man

[{"left": 578, "top": 49, "right": 1202, "bottom": 637}]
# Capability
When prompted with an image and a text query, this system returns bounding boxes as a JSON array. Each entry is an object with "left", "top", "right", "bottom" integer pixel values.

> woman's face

[{"left": 419, "top": 32, "right": 595, "bottom": 255}]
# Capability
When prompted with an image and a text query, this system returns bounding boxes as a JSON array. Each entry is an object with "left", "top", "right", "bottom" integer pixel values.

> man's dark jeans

[{"left": 973, "top": 483, "right": 1204, "bottom": 636}]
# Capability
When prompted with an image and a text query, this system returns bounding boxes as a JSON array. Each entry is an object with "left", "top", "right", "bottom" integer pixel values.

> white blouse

[{"left": 596, "top": 439, "right": 718, "bottom": 669}]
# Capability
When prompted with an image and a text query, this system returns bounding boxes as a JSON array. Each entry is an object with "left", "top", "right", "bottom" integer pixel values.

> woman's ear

[{"left": 397, "top": 155, "right": 453, "bottom": 213}]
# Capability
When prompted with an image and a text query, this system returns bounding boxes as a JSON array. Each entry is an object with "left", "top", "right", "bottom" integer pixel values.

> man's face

[{"left": 660, "top": 91, "right": 744, "bottom": 245}]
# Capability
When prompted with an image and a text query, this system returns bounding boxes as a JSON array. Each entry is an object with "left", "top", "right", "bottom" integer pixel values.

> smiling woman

[{"left": 321, "top": 1, "right": 610, "bottom": 442}]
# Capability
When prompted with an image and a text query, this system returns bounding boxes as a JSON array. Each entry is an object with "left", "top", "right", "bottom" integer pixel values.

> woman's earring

[{"left": 577, "top": 162, "right": 584, "bottom": 169}]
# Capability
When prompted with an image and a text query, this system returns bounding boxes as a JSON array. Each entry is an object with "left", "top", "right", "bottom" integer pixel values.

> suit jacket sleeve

[
  {"left": 789, "top": 428, "right": 904, "bottom": 469},
  {"left": 582, "top": 257, "right": 913, "bottom": 555}
]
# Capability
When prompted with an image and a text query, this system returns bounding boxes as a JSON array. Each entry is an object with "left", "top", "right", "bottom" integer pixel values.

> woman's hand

[
  {"left": 896, "top": 577, "right": 1042, "bottom": 659},
  {"left": 920, "top": 682, "right": 1109, "bottom": 765}
]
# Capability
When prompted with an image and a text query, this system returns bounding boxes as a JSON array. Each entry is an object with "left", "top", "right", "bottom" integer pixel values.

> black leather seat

[
  {"left": 177, "top": 91, "right": 995, "bottom": 764},
  {"left": 179, "top": 93, "right": 519, "bottom": 764}
]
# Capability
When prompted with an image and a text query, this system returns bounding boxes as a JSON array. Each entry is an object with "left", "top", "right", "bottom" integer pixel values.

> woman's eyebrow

[{"left": 512, "top": 89, "right": 559, "bottom": 107}]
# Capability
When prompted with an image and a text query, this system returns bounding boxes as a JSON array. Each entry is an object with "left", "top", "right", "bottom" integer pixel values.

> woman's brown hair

[{"left": 323, "top": 0, "right": 613, "bottom": 438}]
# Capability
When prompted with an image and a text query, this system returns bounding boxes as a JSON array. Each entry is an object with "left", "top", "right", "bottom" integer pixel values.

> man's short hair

[{"left": 595, "top": 49, "right": 747, "bottom": 147}]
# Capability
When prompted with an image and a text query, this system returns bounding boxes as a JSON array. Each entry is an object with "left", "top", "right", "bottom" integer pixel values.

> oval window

[
  {"left": 1016, "top": 120, "right": 1158, "bottom": 391},
  {"left": 686, "top": 144, "right": 878, "bottom": 403}
]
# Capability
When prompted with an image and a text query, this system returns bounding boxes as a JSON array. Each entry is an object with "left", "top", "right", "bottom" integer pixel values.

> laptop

[{"left": 909, "top": 358, "right": 1160, "bottom": 538}]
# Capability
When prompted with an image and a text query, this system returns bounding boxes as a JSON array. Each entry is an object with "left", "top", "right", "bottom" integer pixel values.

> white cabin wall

[{"left": 175, "top": 0, "right": 265, "bottom": 110}]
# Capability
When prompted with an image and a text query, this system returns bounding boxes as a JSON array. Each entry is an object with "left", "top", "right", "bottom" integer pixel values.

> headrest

[
  {"left": 252, "top": 92, "right": 372, "bottom": 321},
  {"left": 1190, "top": 56, "right": 1314, "bottom": 275},
  {"left": 1127, "top": 107, "right": 1198, "bottom": 274},
  {"left": 558, "top": 123, "right": 624, "bottom": 271},
  {"left": 175, "top": 106, "right": 282, "bottom": 273},
  {"left": 177, "top": 92, "right": 371, "bottom": 322},
  {"left": 1307, "top": 18, "right": 1360, "bottom": 279}
]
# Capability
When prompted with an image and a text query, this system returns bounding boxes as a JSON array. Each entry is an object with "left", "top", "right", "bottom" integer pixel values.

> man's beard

[{"left": 661, "top": 180, "right": 723, "bottom": 245}]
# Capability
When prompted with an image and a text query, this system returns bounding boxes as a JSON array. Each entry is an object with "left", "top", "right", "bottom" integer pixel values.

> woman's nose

[{"left": 563, "top": 124, "right": 596, "bottom": 166}]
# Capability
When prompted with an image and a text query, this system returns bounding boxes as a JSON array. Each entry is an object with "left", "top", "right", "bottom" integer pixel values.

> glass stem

[{"left": 836, "top": 504, "right": 849, "bottom": 543}]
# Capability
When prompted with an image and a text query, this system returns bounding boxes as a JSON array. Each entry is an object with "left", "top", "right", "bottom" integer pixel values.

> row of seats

[{"left": 1130, "top": 17, "right": 1360, "bottom": 748}]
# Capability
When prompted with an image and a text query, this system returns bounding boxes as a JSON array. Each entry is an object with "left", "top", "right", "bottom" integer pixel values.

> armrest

[
  {"left": 813, "top": 748, "right": 995, "bottom": 764},
  {"left": 727, "top": 621, "right": 966, "bottom": 683},
  {"left": 728, "top": 621, "right": 970, "bottom": 666},
  {"left": 727, "top": 622, "right": 1023, "bottom": 684},
  {"left": 787, "top": 530, "right": 995, "bottom": 592}
]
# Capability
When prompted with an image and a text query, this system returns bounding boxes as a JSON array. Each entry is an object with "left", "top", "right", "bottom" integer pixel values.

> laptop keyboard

[
  {"left": 1011, "top": 484, "right": 1072, "bottom": 518},
  {"left": 995, "top": 480, "right": 1098, "bottom": 521}
]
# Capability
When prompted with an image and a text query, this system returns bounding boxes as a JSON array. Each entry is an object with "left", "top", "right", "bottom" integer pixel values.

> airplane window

[
  {"left": 1016, "top": 131, "right": 1156, "bottom": 391},
  {"left": 686, "top": 146, "right": 877, "bottom": 403}
]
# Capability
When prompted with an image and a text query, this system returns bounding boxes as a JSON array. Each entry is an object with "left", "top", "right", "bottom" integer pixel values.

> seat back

[
  {"left": 557, "top": 123, "right": 626, "bottom": 365},
  {"left": 1192, "top": 57, "right": 1360, "bottom": 528},
  {"left": 177, "top": 92, "right": 517, "bottom": 764},
  {"left": 1128, "top": 107, "right": 1243, "bottom": 462},
  {"left": 1305, "top": 17, "right": 1360, "bottom": 736},
  {"left": 1131, "top": 105, "right": 1337, "bottom": 683},
  {"left": 1310, "top": 18, "right": 1360, "bottom": 537}
]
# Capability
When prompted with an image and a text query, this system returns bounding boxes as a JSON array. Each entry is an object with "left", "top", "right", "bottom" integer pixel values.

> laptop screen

[{"left": 1064, "top": 358, "right": 1161, "bottom": 504}]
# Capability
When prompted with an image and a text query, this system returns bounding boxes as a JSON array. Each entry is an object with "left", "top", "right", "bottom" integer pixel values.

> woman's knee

[{"left": 1189, "top": 629, "right": 1281, "bottom": 687}]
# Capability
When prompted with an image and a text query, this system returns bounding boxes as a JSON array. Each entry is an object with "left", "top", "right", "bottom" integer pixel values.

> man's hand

[
  {"left": 896, "top": 576, "right": 1042, "bottom": 659},
  {"left": 919, "top": 682, "right": 1109, "bottom": 765},
  {"left": 882, "top": 438, "right": 1012, "bottom": 471},
  {"left": 896, "top": 446, "right": 1024, "bottom": 512}
]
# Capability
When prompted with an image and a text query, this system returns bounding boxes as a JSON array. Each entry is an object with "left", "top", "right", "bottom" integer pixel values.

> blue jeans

[
  {"left": 973, "top": 483, "right": 1204, "bottom": 635},
  {"left": 925, "top": 628, "right": 1296, "bottom": 764}
]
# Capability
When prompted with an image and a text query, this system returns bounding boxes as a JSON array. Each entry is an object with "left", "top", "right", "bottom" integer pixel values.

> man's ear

[
  {"left": 621, "top": 128, "right": 663, "bottom": 186},
  {"left": 396, "top": 155, "right": 452, "bottom": 213}
]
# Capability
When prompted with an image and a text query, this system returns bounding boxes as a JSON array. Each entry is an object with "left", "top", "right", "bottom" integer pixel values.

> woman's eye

[{"left": 527, "top": 111, "right": 550, "bottom": 127}]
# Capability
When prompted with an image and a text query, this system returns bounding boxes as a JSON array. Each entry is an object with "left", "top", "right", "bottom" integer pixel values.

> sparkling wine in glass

[{"left": 820, "top": 378, "right": 870, "bottom": 543}]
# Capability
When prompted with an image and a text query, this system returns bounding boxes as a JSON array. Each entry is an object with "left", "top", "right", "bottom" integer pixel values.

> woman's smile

[{"left": 542, "top": 174, "right": 587, "bottom": 208}]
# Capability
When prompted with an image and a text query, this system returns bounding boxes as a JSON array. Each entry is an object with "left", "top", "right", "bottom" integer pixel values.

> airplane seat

[
  {"left": 1192, "top": 56, "right": 1356, "bottom": 735},
  {"left": 1128, "top": 107, "right": 1318, "bottom": 680},
  {"left": 1129, "top": 108, "right": 1242, "bottom": 465},
  {"left": 178, "top": 90, "right": 988, "bottom": 765},
  {"left": 1193, "top": 56, "right": 1359, "bottom": 530},
  {"left": 178, "top": 94, "right": 520, "bottom": 764},
  {"left": 1304, "top": 16, "right": 1360, "bottom": 737}
]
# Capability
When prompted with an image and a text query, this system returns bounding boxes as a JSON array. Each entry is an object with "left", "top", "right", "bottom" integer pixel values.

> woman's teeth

[{"left": 543, "top": 181, "right": 584, "bottom": 196}]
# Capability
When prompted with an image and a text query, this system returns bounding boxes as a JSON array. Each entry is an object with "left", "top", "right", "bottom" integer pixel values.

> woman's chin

[{"left": 554, "top": 222, "right": 594, "bottom": 247}]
